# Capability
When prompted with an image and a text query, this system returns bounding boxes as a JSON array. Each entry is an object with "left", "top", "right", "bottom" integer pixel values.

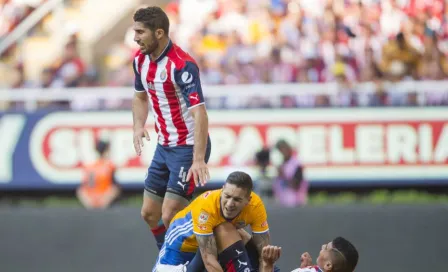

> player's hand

[
  {"left": 186, "top": 160, "right": 209, "bottom": 187},
  {"left": 262, "top": 245, "right": 282, "bottom": 265},
  {"left": 133, "top": 127, "right": 150, "bottom": 156},
  {"left": 300, "top": 252, "right": 313, "bottom": 268}
]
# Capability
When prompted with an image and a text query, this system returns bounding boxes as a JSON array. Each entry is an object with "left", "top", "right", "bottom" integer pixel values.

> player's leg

[
  {"left": 162, "top": 143, "right": 211, "bottom": 227},
  {"left": 141, "top": 145, "right": 170, "bottom": 250},
  {"left": 238, "top": 228, "right": 281, "bottom": 272},
  {"left": 215, "top": 222, "right": 253, "bottom": 272}
]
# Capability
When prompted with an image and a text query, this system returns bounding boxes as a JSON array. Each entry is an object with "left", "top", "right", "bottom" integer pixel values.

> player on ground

[
  {"left": 261, "top": 237, "right": 359, "bottom": 272},
  {"left": 132, "top": 6, "right": 211, "bottom": 250},
  {"left": 153, "top": 171, "right": 271, "bottom": 272}
]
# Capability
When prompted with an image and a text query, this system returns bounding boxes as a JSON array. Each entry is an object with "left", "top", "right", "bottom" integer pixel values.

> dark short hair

[
  {"left": 332, "top": 237, "right": 359, "bottom": 272},
  {"left": 96, "top": 140, "right": 110, "bottom": 155},
  {"left": 225, "top": 171, "right": 253, "bottom": 194},
  {"left": 133, "top": 6, "right": 169, "bottom": 35}
]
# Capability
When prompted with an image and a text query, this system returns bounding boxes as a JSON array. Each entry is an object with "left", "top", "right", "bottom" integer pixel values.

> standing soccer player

[{"left": 131, "top": 6, "right": 211, "bottom": 250}]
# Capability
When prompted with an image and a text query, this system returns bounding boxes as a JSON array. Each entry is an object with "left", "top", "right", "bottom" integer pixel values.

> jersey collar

[{"left": 154, "top": 39, "right": 173, "bottom": 63}]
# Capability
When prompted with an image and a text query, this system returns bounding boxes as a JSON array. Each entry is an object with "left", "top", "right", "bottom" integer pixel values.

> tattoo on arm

[
  {"left": 253, "top": 232, "right": 271, "bottom": 261},
  {"left": 197, "top": 235, "right": 218, "bottom": 256},
  {"left": 197, "top": 235, "right": 223, "bottom": 272}
]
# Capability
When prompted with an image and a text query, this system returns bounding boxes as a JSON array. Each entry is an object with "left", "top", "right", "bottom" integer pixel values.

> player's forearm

[
  {"left": 260, "top": 263, "right": 274, "bottom": 272},
  {"left": 192, "top": 108, "right": 208, "bottom": 161},
  {"left": 253, "top": 232, "right": 271, "bottom": 272},
  {"left": 132, "top": 93, "right": 148, "bottom": 129},
  {"left": 203, "top": 257, "right": 224, "bottom": 272}
]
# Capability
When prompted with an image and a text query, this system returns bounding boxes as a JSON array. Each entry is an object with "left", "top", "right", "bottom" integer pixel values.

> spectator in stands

[
  {"left": 77, "top": 140, "right": 121, "bottom": 209},
  {"left": 50, "top": 40, "right": 85, "bottom": 88},
  {"left": 273, "top": 139, "right": 308, "bottom": 207},
  {"left": 379, "top": 32, "right": 422, "bottom": 81}
]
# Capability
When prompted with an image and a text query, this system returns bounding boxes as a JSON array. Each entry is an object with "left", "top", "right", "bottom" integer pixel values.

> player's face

[
  {"left": 220, "top": 184, "right": 251, "bottom": 219},
  {"left": 316, "top": 242, "right": 332, "bottom": 270},
  {"left": 133, "top": 22, "right": 159, "bottom": 55}
]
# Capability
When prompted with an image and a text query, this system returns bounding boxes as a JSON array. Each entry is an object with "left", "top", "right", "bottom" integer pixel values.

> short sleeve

[
  {"left": 133, "top": 57, "right": 145, "bottom": 92},
  {"left": 174, "top": 61, "right": 205, "bottom": 109},
  {"left": 250, "top": 201, "right": 269, "bottom": 234}
]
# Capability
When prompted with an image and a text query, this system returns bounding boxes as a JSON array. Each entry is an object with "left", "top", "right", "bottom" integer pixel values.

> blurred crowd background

[{"left": 2, "top": 0, "right": 448, "bottom": 109}]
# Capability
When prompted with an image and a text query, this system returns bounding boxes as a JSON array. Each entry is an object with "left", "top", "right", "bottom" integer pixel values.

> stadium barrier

[
  {"left": 0, "top": 108, "right": 447, "bottom": 190},
  {"left": 0, "top": 205, "right": 446, "bottom": 272},
  {"left": 1, "top": 80, "right": 448, "bottom": 111}
]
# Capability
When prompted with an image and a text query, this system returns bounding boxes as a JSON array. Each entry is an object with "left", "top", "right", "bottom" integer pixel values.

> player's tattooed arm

[
  {"left": 253, "top": 232, "right": 271, "bottom": 268},
  {"left": 197, "top": 235, "right": 224, "bottom": 272}
]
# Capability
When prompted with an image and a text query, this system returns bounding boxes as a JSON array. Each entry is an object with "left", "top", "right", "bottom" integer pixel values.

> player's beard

[{"left": 143, "top": 34, "right": 159, "bottom": 55}]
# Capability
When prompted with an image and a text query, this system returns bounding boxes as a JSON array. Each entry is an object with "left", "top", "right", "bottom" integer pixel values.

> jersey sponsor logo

[
  {"left": 199, "top": 211, "right": 209, "bottom": 224},
  {"left": 203, "top": 191, "right": 211, "bottom": 198},
  {"left": 235, "top": 220, "right": 246, "bottom": 229},
  {"left": 181, "top": 71, "right": 193, "bottom": 84},
  {"left": 198, "top": 224, "right": 207, "bottom": 231},
  {"left": 261, "top": 221, "right": 268, "bottom": 228}
]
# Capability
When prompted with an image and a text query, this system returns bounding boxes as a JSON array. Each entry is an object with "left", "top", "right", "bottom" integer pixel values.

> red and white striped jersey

[
  {"left": 291, "top": 266, "right": 323, "bottom": 272},
  {"left": 133, "top": 40, "right": 205, "bottom": 147}
]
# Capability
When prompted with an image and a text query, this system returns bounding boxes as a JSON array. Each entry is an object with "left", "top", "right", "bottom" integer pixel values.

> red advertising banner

[{"left": 24, "top": 108, "right": 448, "bottom": 186}]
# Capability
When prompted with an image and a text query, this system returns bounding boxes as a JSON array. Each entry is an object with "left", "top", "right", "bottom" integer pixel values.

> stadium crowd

[{"left": 2, "top": 0, "right": 448, "bottom": 109}]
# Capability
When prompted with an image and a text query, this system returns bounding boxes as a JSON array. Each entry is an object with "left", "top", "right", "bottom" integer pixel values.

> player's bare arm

[
  {"left": 132, "top": 91, "right": 150, "bottom": 156},
  {"left": 196, "top": 234, "right": 224, "bottom": 272},
  {"left": 186, "top": 104, "right": 210, "bottom": 186},
  {"left": 253, "top": 231, "right": 271, "bottom": 268}
]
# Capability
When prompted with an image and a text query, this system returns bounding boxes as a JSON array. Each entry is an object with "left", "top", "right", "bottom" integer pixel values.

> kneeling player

[{"left": 153, "top": 171, "right": 271, "bottom": 272}]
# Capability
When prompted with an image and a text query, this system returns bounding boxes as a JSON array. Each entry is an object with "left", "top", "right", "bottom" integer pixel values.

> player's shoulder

[
  {"left": 133, "top": 50, "right": 146, "bottom": 66},
  {"left": 249, "top": 191, "right": 265, "bottom": 207},
  {"left": 196, "top": 190, "right": 220, "bottom": 210},
  {"left": 200, "top": 189, "right": 221, "bottom": 203},
  {"left": 167, "top": 43, "right": 198, "bottom": 71}
]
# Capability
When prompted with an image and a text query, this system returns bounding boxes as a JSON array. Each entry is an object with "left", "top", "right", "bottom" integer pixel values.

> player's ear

[
  {"left": 155, "top": 28, "right": 164, "bottom": 39},
  {"left": 324, "top": 261, "right": 333, "bottom": 271}
]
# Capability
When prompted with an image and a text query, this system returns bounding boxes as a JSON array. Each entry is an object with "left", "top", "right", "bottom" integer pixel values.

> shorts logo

[
  {"left": 199, "top": 211, "right": 209, "bottom": 224},
  {"left": 177, "top": 166, "right": 187, "bottom": 191}
]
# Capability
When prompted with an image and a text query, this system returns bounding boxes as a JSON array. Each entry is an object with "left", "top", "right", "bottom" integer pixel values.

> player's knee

[
  {"left": 141, "top": 206, "right": 160, "bottom": 226},
  {"left": 161, "top": 210, "right": 177, "bottom": 227}
]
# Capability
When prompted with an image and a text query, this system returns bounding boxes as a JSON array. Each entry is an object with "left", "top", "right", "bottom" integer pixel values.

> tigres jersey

[{"left": 160, "top": 189, "right": 269, "bottom": 260}]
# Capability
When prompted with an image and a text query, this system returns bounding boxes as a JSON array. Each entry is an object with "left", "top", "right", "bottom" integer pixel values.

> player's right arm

[
  {"left": 132, "top": 55, "right": 150, "bottom": 156},
  {"left": 192, "top": 195, "right": 223, "bottom": 272},
  {"left": 261, "top": 245, "right": 281, "bottom": 272},
  {"left": 196, "top": 235, "right": 224, "bottom": 272}
]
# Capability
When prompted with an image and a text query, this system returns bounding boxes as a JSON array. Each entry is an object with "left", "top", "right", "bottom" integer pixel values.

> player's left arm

[
  {"left": 175, "top": 61, "right": 210, "bottom": 187},
  {"left": 250, "top": 200, "right": 271, "bottom": 268}
]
